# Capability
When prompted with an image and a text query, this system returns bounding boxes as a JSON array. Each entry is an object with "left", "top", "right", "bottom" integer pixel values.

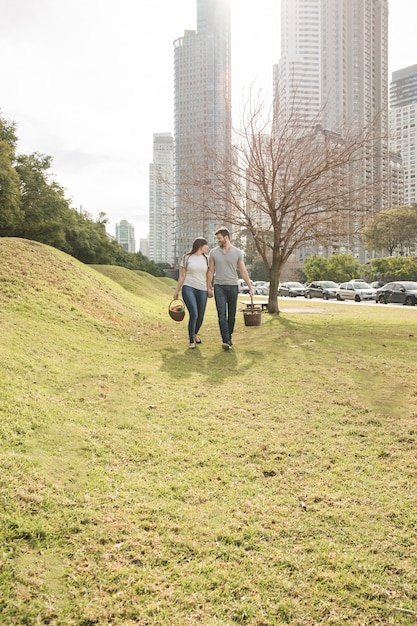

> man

[{"left": 207, "top": 227, "right": 253, "bottom": 350}]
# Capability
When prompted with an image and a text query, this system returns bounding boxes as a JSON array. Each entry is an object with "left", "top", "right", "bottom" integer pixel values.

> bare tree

[{"left": 178, "top": 96, "right": 384, "bottom": 313}]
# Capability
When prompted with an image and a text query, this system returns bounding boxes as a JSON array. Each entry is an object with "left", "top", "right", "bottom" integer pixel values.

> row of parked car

[
  {"left": 238, "top": 280, "right": 270, "bottom": 295},
  {"left": 277, "top": 279, "right": 417, "bottom": 305}
]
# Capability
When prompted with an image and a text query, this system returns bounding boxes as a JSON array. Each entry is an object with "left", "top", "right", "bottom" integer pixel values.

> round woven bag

[{"left": 168, "top": 299, "right": 185, "bottom": 322}]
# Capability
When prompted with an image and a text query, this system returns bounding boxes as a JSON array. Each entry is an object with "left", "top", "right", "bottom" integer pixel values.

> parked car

[
  {"left": 278, "top": 281, "right": 306, "bottom": 297},
  {"left": 238, "top": 279, "right": 251, "bottom": 294},
  {"left": 253, "top": 281, "right": 269, "bottom": 295},
  {"left": 375, "top": 281, "right": 417, "bottom": 305},
  {"left": 336, "top": 280, "right": 376, "bottom": 302},
  {"left": 305, "top": 280, "right": 338, "bottom": 300},
  {"left": 370, "top": 281, "right": 385, "bottom": 289},
  {"left": 260, "top": 282, "right": 270, "bottom": 295}
]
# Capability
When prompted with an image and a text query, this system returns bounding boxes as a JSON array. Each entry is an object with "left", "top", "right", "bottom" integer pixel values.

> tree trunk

[{"left": 267, "top": 261, "right": 282, "bottom": 314}]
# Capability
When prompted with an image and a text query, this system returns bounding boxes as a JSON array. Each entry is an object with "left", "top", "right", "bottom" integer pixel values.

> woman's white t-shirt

[{"left": 181, "top": 254, "right": 208, "bottom": 291}]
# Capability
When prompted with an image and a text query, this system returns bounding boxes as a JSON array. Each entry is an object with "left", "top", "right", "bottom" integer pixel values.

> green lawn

[{"left": 1, "top": 238, "right": 416, "bottom": 625}]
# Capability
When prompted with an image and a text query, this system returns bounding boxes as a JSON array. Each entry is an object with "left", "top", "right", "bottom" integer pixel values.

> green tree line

[
  {"left": 300, "top": 206, "right": 417, "bottom": 283},
  {"left": 0, "top": 113, "right": 163, "bottom": 276},
  {"left": 302, "top": 253, "right": 417, "bottom": 283},
  {"left": 361, "top": 204, "right": 417, "bottom": 256}
]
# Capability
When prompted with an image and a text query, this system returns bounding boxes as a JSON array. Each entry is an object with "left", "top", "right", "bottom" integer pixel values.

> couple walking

[{"left": 173, "top": 227, "right": 253, "bottom": 350}]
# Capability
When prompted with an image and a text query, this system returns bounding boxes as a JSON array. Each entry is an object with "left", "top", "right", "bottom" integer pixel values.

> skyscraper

[
  {"left": 390, "top": 64, "right": 417, "bottom": 205},
  {"left": 276, "top": 0, "right": 388, "bottom": 136},
  {"left": 275, "top": 0, "right": 321, "bottom": 124},
  {"left": 321, "top": 0, "right": 388, "bottom": 135},
  {"left": 274, "top": 0, "right": 390, "bottom": 260},
  {"left": 173, "top": 0, "right": 232, "bottom": 263},
  {"left": 148, "top": 133, "right": 175, "bottom": 264},
  {"left": 115, "top": 220, "right": 135, "bottom": 253}
]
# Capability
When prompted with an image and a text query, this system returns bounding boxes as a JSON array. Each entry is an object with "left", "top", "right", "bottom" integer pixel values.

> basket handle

[{"left": 169, "top": 298, "right": 184, "bottom": 312}]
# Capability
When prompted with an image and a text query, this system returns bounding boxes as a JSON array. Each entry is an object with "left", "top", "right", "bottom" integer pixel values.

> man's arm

[{"left": 238, "top": 258, "right": 253, "bottom": 297}]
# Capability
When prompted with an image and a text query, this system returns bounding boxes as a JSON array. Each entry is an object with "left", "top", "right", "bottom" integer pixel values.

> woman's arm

[
  {"left": 173, "top": 266, "right": 187, "bottom": 300},
  {"left": 207, "top": 258, "right": 214, "bottom": 297}
]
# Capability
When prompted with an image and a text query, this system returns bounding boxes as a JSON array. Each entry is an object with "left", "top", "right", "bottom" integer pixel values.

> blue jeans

[
  {"left": 213, "top": 284, "right": 239, "bottom": 344},
  {"left": 182, "top": 285, "right": 208, "bottom": 343}
]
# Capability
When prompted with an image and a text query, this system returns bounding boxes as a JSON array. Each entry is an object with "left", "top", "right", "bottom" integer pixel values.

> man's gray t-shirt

[{"left": 209, "top": 245, "right": 243, "bottom": 285}]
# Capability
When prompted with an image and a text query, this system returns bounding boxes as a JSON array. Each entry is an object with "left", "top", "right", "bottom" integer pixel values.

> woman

[{"left": 173, "top": 237, "right": 209, "bottom": 349}]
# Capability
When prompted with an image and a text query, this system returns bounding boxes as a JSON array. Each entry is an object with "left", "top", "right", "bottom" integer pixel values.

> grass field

[{"left": 1, "top": 238, "right": 416, "bottom": 625}]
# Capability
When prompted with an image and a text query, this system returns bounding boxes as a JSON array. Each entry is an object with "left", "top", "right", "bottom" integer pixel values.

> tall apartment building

[
  {"left": 115, "top": 220, "right": 135, "bottom": 253},
  {"left": 321, "top": 0, "right": 388, "bottom": 135},
  {"left": 173, "top": 0, "right": 232, "bottom": 263},
  {"left": 274, "top": 0, "right": 389, "bottom": 262},
  {"left": 275, "top": 0, "right": 321, "bottom": 123},
  {"left": 387, "top": 151, "right": 404, "bottom": 210},
  {"left": 139, "top": 238, "right": 149, "bottom": 257},
  {"left": 148, "top": 133, "right": 175, "bottom": 264},
  {"left": 390, "top": 64, "right": 417, "bottom": 205}
]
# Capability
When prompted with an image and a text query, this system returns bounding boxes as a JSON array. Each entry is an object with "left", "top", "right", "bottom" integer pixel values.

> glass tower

[
  {"left": 173, "top": 0, "right": 232, "bottom": 263},
  {"left": 115, "top": 220, "right": 135, "bottom": 253}
]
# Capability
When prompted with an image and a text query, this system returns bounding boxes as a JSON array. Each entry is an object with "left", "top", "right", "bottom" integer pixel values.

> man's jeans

[{"left": 213, "top": 284, "right": 239, "bottom": 344}]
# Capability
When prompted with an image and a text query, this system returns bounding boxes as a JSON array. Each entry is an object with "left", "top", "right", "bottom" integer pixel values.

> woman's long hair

[
  {"left": 187, "top": 237, "right": 208, "bottom": 255},
  {"left": 184, "top": 237, "right": 208, "bottom": 267}
]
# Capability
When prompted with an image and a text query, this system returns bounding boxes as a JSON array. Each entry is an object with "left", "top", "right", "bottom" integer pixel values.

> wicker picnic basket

[
  {"left": 242, "top": 297, "right": 262, "bottom": 327},
  {"left": 168, "top": 299, "right": 185, "bottom": 322}
]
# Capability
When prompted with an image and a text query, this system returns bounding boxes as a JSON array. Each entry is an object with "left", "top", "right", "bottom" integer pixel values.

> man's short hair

[{"left": 214, "top": 227, "right": 230, "bottom": 238}]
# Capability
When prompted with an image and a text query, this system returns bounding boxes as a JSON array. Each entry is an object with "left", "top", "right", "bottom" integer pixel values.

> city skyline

[{"left": 0, "top": 0, "right": 416, "bottom": 243}]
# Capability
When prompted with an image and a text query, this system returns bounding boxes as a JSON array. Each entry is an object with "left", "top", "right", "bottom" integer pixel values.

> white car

[
  {"left": 237, "top": 279, "right": 249, "bottom": 293},
  {"left": 253, "top": 281, "right": 269, "bottom": 295},
  {"left": 336, "top": 280, "right": 376, "bottom": 302}
]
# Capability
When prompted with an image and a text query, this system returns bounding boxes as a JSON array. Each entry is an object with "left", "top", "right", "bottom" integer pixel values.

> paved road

[{"left": 276, "top": 296, "right": 417, "bottom": 309}]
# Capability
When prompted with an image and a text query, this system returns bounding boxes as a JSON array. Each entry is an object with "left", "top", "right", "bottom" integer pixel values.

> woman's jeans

[
  {"left": 182, "top": 285, "right": 208, "bottom": 343},
  {"left": 213, "top": 284, "right": 239, "bottom": 344}
]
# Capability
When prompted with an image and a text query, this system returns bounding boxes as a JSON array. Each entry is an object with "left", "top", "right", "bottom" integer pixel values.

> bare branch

[{"left": 177, "top": 94, "right": 386, "bottom": 313}]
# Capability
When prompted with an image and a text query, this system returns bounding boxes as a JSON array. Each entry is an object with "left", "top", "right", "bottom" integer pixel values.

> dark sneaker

[{"left": 222, "top": 342, "right": 232, "bottom": 350}]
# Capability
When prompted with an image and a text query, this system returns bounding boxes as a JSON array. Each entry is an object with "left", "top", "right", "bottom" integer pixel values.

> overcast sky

[{"left": 1, "top": 0, "right": 416, "bottom": 246}]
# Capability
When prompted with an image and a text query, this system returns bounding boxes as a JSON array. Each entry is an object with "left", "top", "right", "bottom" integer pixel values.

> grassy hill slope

[
  {"left": 1, "top": 238, "right": 416, "bottom": 625},
  {"left": 0, "top": 238, "right": 174, "bottom": 445},
  {"left": 91, "top": 264, "right": 176, "bottom": 301}
]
